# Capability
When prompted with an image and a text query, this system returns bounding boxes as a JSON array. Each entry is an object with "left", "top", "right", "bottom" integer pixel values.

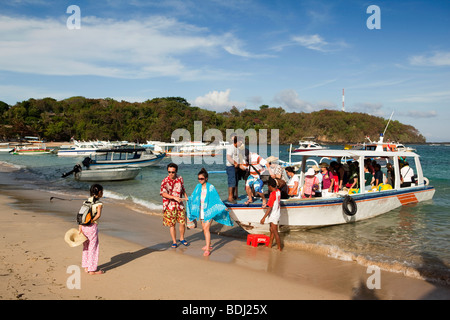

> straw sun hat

[
  {"left": 64, "top": 228, "right": 87, "bottom": 247},
  {"left": 266, "top": 156, "right": 279, "bottom": 163}
]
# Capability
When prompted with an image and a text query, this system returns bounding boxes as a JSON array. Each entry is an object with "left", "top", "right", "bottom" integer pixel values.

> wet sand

[{"left": 1, "top": 164, "right": 449, "bottom": 301}]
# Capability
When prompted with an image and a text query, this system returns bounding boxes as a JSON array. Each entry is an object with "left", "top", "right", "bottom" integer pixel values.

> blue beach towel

[{"left": 187, "top": 182, "right": 233, "bottom": 227}]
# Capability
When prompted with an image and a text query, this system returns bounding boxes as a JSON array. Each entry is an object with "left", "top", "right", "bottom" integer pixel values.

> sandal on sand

[
  {"left": 88, "top": 270, "right": 104, "bottom": 275},
  {"left": 171, "top": 243, "right": 178, "bottom": 248},
  {"left": 179, "top": 239, "right": 189, "bottom": 247},
  {"left": 203, "top": 250, "right": 211, "bottom": 257}
]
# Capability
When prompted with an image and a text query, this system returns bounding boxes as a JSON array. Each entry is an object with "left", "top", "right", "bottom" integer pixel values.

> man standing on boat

[{"left": 226, "top": 134, "right": 242, "bottom": 204}]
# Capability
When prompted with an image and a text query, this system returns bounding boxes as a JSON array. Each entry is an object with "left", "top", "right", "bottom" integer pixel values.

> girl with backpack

[{"left": 79, "top": 184, "right": 104, "bottom": 275}]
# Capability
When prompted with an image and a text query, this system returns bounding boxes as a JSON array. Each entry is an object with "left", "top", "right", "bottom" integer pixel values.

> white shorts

[{"left": 266, "top": 209, "right": 280, "bottom": 224}]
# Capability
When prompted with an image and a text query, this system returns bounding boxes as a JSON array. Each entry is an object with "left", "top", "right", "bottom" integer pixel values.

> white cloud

[
  {"left": 292, "top": 34, "right": 328, "bottom": 52},
  {"left": 192, "top": 89, "right": 246, "bottom": 111},
  {"left": 409, "top": 51, "right": 450, "bottom": 67},
  {"left": 272, "top": 89, "right": 336, "bottom": 112},
  {"left": 291, "top": 34, "right": 347, "bottom": 52},
  {"left": 350, "top": 102, "right": 385, "bottom": 117},
  {"left": 0, "top": 84, "right": 73, "bottom": 104},
  {"left": 404, "top": 110, "right": 437, "bottom": 118},
  {"left": 393, "top": 90, "right": 450, "bottom": 103},
  {"left": 0, "top": 14, "right": 258, "bottom": 79}
]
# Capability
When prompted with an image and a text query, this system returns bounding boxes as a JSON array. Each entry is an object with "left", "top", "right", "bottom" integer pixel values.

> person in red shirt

[
  {"left": 260, "top": 178, "right": 282, "bottom": 251},
  {"left": 160, "top": 163, "right": 189, "bottom": 248}
]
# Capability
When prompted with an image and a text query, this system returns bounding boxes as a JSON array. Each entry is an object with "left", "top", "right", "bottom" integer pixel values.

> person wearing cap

[{"left": 301, "top": 168, "right": 320, "bottom": 198}]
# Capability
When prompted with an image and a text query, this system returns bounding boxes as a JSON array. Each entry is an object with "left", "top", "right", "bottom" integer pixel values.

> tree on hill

[{"left": 0, "top": 97, "right": 426, "bottom": 144}]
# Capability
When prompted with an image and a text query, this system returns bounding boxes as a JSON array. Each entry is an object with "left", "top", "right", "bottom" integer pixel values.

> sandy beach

[{"left": 1, "top": 163, "right": 449, "bottom": 302}]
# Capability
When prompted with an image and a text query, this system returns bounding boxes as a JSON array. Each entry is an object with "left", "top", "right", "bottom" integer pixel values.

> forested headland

[{"left": 0, "top": 96, "right": 426, "bottom": 144}]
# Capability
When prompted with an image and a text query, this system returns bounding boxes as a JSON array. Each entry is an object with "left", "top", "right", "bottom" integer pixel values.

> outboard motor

[
  {"left": 61, "top": 164, "right": 82, "bottom": 178},
  {"left": 82, "top": 157, "right": 92, "bottom": 168}
]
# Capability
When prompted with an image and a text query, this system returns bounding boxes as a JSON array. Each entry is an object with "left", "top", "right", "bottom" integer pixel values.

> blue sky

[{"left": 1, "top": 0, "right": 449, "bottom": 141}]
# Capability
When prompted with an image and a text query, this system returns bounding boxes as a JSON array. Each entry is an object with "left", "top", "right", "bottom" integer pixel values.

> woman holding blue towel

[{"left": 187, "top": 168, "right": 233, "bottom": 256}]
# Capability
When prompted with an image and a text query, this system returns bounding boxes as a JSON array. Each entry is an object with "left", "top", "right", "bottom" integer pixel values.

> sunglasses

[
  {"left": 168, "top": 171, "right": 176, "bottom": 174},
  {"left": 198, "top": 177, "right": 205, "bottom": 181}
]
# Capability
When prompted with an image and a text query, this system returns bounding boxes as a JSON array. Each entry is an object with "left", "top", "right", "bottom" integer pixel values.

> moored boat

[
  {"left": 225, "top": 148, "right": 435, "bottom": 234},
  {"left": 292, "top": 137, "right": 326, "bottom": 153},
  {"left": 12, "top": 144, "right": 53, "bottom": 155},
  {"left": 83, "top": 147, "right": 166, "bottom": 169},
  {"left": 0, "top": 143, "right": 14, "bottom": 153}
]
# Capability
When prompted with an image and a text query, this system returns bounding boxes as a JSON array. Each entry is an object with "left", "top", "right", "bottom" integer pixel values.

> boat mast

[{"left": 383, "top": 111, "right": 395, "bottom": 137}]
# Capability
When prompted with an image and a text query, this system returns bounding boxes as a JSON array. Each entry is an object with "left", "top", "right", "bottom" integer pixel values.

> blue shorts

[
  {"left": 226, "top": 166, "right": 239, "bottom": 187},
  {"left": 246, "top": 175, "right": 264, "bottom": 193}
]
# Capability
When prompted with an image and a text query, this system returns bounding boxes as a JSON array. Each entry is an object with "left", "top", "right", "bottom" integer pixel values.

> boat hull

[
  {"left": 13, "top": 149, "right": 52, "bottom": 155},
  {"left": 226, "top": 186, "right": 435, "bottom": 234},
  {"left": 74, "top": 167, "right": 141, "bottom": 181}
]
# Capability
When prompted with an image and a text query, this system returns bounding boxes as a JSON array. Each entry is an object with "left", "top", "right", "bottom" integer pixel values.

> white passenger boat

[
  {"left": 12, "top": 144, "right": 53, "bottom": 155},
  {"left": 144, "top": 140, "right": 229, "bottom": 157},
  {"left": 57, "top": 140, "right": 111, "bottom": 157},
  {"left": 292, "top": 138, "right": 326, "bottom": 153},
  {"left": 0, "top": 143, "right": 14, "bottom": 153},
  {"left": 345, "top": 134, "right": 416, "bottom": 153},
  {"left": 225, "top": 148, "right": 435, "bottom": 234},
  {"left": 83, "top": 147, "right": 166, "bottom": 169}
]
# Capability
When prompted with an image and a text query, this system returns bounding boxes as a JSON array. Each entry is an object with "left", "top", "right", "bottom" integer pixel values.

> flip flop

[
  {"left": 171, "top": 243, "right": 178, "bottom": 248},
  {"left": 179, "top": 239, "right": 189, "bottom": 247},
  {"left": 88, "top": 270, "right": 104, "bottom": 275},
  {"left": 203, "top": 250, "right": 211, "bottom": 257}
]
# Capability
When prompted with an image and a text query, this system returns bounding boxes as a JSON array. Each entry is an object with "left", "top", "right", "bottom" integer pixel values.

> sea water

[{"left": 0, "top": 144, "right": 449, "bottom": 284}]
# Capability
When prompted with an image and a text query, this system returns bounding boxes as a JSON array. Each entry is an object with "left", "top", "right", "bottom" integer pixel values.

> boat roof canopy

[
  {"left": 291, "top": 149, "right": 419, "bottom": 159},
  {"left": 97, "top": 147, "right": 147, "bottom": 153}
]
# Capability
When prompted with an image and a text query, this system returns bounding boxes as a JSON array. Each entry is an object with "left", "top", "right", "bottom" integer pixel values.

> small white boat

[
  {"left": 57, "top": 140, "right": 110, "bottom": 157},
  {"left": 345, "top": 135, "right": 416, "bottom": 152},
  {"left": 85, "top": 147, "right": 166, "bottom": 169},
  {"left": 12, "top": 144, "right": 53, "bottom": 155},
  {"left": 144, "top": 140, "right": 229, "bottom": 157},
  {"left": 226, "top": 148, "right": 435, "bottom": 234},
  {"left": 0, "top": 143, "right": 14, "bottom": 153},
  {"left": 62, "top": 164, "right": 141, "bottom": 181},
  {"left": 292, "top": 138, "right": 326, "bottom": 153}
]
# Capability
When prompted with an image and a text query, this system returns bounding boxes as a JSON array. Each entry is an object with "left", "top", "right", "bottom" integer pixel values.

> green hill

[{"left": 0, "top": 97, "right": 426, "bottom": 144}]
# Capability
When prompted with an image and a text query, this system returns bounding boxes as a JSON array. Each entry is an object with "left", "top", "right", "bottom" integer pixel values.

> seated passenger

[
  {"left": 400, "top": 161, "right": 414, "bottom": 187},
  {"left": 301, "top": 168, "right": 320, "bottom": 199},
  {"left": 285, "top": 166, "right": 300, "bottom": 197},
  {"left": 243, "top": 151, "right": 268, "bottom": 206}
]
